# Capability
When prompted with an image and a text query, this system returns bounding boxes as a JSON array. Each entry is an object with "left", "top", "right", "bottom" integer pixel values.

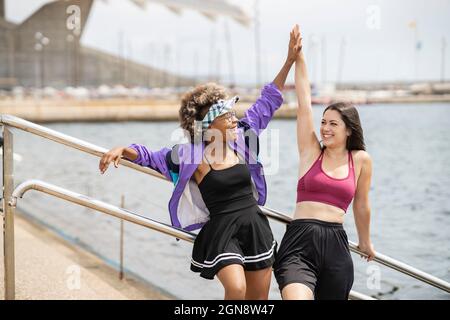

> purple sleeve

[
  {"left": 239, "top": 82, "right": 283, "bottom": 135},
  {"left": 127, "top": 143, "right": 172, "bottom": 180}
]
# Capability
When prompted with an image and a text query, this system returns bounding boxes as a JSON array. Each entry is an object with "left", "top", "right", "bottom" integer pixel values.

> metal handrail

[
  {"left": 9, "top": 179, "right": 374, "bottom": 300},
  {"left": 0, "top": 114, "right": 166, "bottom": 180},
  {"left": 9, "top": 180, "right": 196, "bottom": 242},
  {"left": 2, "top": 114, "right": 450, "bottom": 297},
  {"left": 260, "top": 207, "right": 450, "bottom": 294}
]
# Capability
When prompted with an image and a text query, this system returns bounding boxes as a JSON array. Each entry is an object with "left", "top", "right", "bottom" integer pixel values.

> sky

[{"left": 6, "top": 0, "right": 450, "bottom": 86}]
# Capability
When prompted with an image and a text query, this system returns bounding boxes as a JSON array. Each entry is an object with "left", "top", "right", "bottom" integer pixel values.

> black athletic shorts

[{"left": 273, "top": 218, "right": 354, "bottom": 300}]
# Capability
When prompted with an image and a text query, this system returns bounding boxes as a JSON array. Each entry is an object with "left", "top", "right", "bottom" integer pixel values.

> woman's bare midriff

[{"left": 294, "top": 201, "right": 345, "bottom": 224}]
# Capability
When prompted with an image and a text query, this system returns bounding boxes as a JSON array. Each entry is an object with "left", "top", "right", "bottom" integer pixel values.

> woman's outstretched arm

[
  {"left": 272, "top": 26, "right": 301, "bottom": 90},
  {"left": 99, "top": 144, "right": 174, "bottom": 181},
  {"left": 240, "top": 26, "right": 301, "bottom": 135},
  {"left": 294, "top": 26, "right": 320, "bottom": 157}
]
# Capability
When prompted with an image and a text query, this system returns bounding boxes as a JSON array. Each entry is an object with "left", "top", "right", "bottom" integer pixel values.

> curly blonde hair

[{"left": 179, "top": 83, "right": 227, "bottom": 141}]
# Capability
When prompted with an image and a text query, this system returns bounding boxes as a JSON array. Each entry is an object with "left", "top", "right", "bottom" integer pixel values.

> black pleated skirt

[{"left": 190, "top": 205, "right": 276, "bottom": 280}]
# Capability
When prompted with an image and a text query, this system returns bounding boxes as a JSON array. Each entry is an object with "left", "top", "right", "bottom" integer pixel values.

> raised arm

[
  {"left": 272, "top": 27, "right": 300, "bottom": 90},
  {"left": 240, "top": 26, "right": 301, "bottom": 135},
  {"left": 294, "top": 26, "right": 321, "bottom": 157}
]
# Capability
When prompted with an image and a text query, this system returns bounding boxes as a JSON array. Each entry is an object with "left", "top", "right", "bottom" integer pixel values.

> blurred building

[{"left": 0, "top": 0, "right": 250, "bottom": 89}]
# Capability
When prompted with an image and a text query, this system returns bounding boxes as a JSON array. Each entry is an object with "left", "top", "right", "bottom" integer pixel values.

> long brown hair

[{"left": 323, "top": 102, "right": 366, "bottom": 151}]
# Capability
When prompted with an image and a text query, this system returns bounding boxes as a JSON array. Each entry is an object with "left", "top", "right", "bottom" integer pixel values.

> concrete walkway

[{"left": 0, "top": 212, "right": 172, "bottom": 300}]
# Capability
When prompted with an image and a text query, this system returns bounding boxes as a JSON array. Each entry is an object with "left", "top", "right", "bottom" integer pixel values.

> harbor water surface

[{"left": 4, "top": 102, "right": 450, "bottom": 299}]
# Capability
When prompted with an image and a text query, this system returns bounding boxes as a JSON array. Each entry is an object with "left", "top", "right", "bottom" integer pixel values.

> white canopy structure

[
  {"left": 2, "top": 0, "right": 251, "bottom": 26},
  {"left": 125, "top": 0, "right": 251, "bottom": 26}
]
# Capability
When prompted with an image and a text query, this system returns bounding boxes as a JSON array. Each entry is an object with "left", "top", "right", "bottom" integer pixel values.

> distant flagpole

[
  {"left": 441, "top": 37, "right": 447, "bottom": 82},
  {"left": 321, "top": 35, "right": 327, "bottom": 85},
  {"left": 408, "top": 20, "right": 420, "bottom": 80},
  {"left": 336, "top": 37, "right": 346, "bottom": 87},
  {"left": 254, "top": 0, "right": 261, "bottom": 88},
  {"left": 224, "top": 20, "right": 235, "bottom": 87}
]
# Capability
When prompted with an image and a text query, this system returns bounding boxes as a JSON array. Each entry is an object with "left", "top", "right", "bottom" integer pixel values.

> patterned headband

[{"left": 201, "top": 96, "right": 239, "bottom": 129}]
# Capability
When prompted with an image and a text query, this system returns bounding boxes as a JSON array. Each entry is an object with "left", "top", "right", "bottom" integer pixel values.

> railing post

[
  {"left": 119, "top": 195, "right": 124, "bottom": 280},
  {"left": 2, "top": 126, "right": 15, "bottom": 300}
]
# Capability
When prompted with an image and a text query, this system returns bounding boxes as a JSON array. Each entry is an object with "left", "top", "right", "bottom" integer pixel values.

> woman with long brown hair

[{"left": 274, "top": 25, "right": 376, "bottom": 300}]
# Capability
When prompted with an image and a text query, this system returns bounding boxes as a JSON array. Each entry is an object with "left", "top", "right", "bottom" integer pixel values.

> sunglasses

[{"left": 217, "top": 110, "right": 237, "bottom": 121}]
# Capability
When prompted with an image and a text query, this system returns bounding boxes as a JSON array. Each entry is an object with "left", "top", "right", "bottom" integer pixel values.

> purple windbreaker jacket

[{"left": 128, "top": 82, "right": 283, "bottom": 231}]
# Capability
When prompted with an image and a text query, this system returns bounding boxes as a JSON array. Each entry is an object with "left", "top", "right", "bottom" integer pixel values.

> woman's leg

[
  {"left": 315, "top": 229, "right": 354, "bottom": 300},
  {"left": 216, "top": 264, "right": 247, "bottom": 300},
  {"left": 281, "top": 283, "right": 314, "bottom": 300},
  {"left": 244, "top": 267, "right": 272, "bottom": 300}
]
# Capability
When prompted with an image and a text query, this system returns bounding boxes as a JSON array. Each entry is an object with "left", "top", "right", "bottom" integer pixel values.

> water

[{"left": 3, "top": 103, "right": 450, "bottom": 299}]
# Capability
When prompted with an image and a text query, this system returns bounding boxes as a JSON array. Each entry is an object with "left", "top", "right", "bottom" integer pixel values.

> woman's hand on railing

[
  {"left": 357, "top": 242, "right": 376, "bottom": 262},
  {"left": 99, "top": 147, "right": 124, "bottom": 174}
]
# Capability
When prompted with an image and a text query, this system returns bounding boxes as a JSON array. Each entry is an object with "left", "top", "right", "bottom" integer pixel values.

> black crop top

[{"left": 198, "top": 155, "right": 256, "bottom": 216}]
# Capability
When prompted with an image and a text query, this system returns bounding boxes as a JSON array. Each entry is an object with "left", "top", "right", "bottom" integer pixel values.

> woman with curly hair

[{"left": 99, "top": 27, "right": 302, "bottom": 300}]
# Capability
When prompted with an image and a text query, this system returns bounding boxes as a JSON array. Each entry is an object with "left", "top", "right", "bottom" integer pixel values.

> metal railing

[
  {"left": 7, "top": 179, "right": 373, "bottom": 300},
  {"left": 2, "top": 114, "right": 450, "bottom": 300},
  {"left": 260, "top": 207, "right": 450, "bottom": 294}
]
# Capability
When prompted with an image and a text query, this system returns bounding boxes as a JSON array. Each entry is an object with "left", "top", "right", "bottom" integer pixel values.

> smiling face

[
  {"left": 209, "top": 110, "right": 238, "bottom": 142},
  {"left": 320, "top": 109, "right": 351, "bottom": 148}
]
